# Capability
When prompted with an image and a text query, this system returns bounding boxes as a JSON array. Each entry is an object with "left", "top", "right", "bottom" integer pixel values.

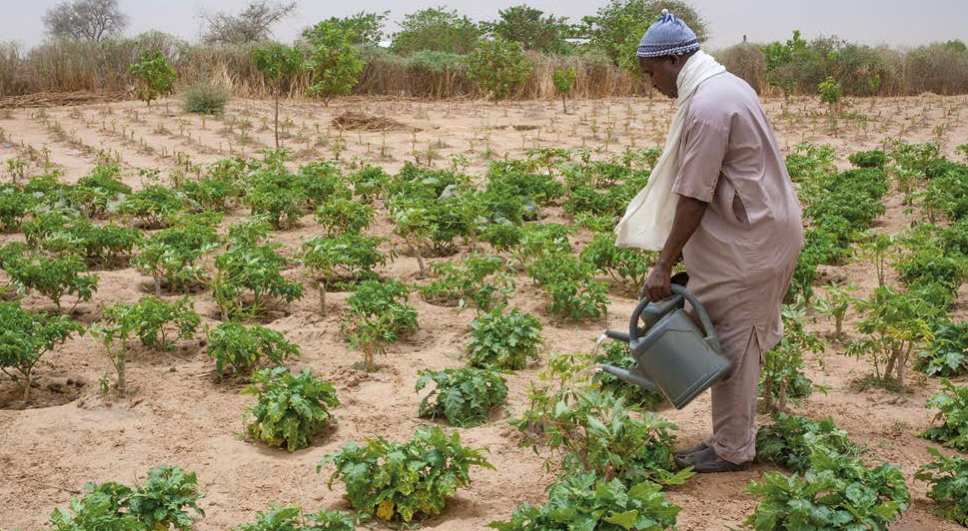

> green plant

[
  {"left": 252, "top": 43, "right": 303, "bottom": 148},
  {"left": 552, "top": 67, "right": 577, "bottom": 114},
  {"left": 391, "top": 205, "right": 434, "bottom": 277},
  {"left": 466, "top": 38, "right": 532, "bottom": 102},
  {"left": 580, "top": 233, "right": 655, "bottom": 294},
  {"left": 744, "top": 450, "right": 909, "bottom": 530},
  {"left": 300, "top": 234, "right": 388, "bottom": 314},
  {"left": 755, "top": 414, "right": 859, "bottom": 473},
  {"left": 415, "top": 367, "right": 508, "bottom": 427},
  {"left": 234, "top": 505, "right": 356, "bottom": 531},
  {"left": 344, "top": 312, "right": 397, "bottom": 372},
  {"left": 849, "top": 150, "right": 889, "bottom": 169},
  {"left": 916, "top": 320, "right": 968, "bottom": 377},
  {"left": 845, "top": 286, "right": 937, "bottom": 391},
  {"left": 528, "top": 252, "right": 609, "bottom": 321},
  {"left": 50, "top": 465, "right": 203, "bottom": 531},
  {"left": 915, "top": 448, "right": 968, "bottom": 526},
  {"left": 760, "top": 302, "right": 824, "bottom": 413},
  {"left": 856, "top": 232, "right": 896, "bottom": 288},
  {"left": 466, "top": 307, "right": 543, "bottom": 370},
  {"left": 131, "top": 212, "right": 223, "bottom": 295},
  {"left": 101, "top": 296, "right": 200, "bottom": 352},
  {"left": 181, "top": 82, "right": 231, "bottom": 114},
  {"left": 345, "top": 279, "right": 418, "bottom": 336},
  {"left": 1, "top": 245, "right": 98, "bottom": 311},
  {"left": 68, "top": 165, "right": 131, "bottom": 218},
  {"left": 318, "top": 427, "right": 493, "bottom": 522},
  {"left": 126, "top": 465, "right": 205, "bottom": 530},
  {"left": 129, "top": 50, "right": 176, "bottom": 109},
  {"left": 0, "top": 301, "right": 83, "bottom": 400},
  {"left": 390, "top": 6, "right": 481, "bottom": 55},
  {"left": 488, "top": 472, "right": 680, "bottom": 531},
  {"left": 243, "top": 366, "right": 340, "bottom": 452},
  {"left": 212, "top": 220, "right": 304, "bottom": 320},
  {"left": 242, "top": 162, "right": 307, "bottom": 230},
  {"left": 313, "top": 197, "right": 374, "bottom": 236},
  {"left": 118, "top": 185, "right": 186, "bottom": 229},
  {"left": 206, "top": 321, "right": 299, "bottom": 378},
  {"left": 23, "top": 211, "right": 141, "bottom": 268},
  {"left": 812, "top": 282, "right": 857, "bottom": 337},
  {"left": 922, "top": 379, "right": 968, "bottom": 452},
  {"left": 303, "top": 20, "right": 365, "bottom": 105},
  {"left": 0, "top": 184, "right": 36, "bottom": 232},
  {"left": 818, "top": 76, "right": 841, "bottom": 111},
  {"left": 418, "top": 253, "right": 514, "bottom": 313}
]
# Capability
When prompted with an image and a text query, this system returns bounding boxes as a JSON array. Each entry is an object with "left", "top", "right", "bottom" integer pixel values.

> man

[{"left": 615, "top": 11, "right": 804, "bottom": 473}]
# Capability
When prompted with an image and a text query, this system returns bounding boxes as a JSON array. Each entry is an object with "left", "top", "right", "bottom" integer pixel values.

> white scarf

[{"left": 614, "top": 51, "right": 726, "bottom": 250}]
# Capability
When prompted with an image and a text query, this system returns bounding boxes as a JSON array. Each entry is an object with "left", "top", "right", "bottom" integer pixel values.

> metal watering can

[{"left": 599, "top": 283, "right": 730, "bottom": 410}]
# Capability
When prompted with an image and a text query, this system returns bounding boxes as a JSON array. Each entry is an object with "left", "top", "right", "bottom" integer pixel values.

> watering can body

[{"left": 601, "top": 283, "right": 730, "bottom": 410}]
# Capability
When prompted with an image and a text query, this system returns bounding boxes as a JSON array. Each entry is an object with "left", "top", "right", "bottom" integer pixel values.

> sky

[{"left": 2, "top": 0, "right": 967, "bottom": 50}]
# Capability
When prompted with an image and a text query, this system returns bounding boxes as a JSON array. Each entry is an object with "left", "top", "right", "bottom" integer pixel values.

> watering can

[{"left": 599, "top": 283, "right": 730, "bottom": 410}]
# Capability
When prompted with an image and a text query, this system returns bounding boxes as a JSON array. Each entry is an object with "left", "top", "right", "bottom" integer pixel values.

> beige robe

[{"left": 672, "top": 72, "right": 804, "bottom": 464}]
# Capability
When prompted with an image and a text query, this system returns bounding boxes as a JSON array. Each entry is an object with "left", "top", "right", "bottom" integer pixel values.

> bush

[
  {"left": 100, "top": 296, "right": 200, "bottom": 352},
  {"left": 528, "top": 252, "right": 609, "bottom": 321},
  {"left": 390, "top": 7, "right": 481, "bottom": 55},
  {"left": 234, "top": 505, "right": 356, "bottom": 531},
  {"left": 745, "top": 450, "right": 909, "bottom": 530},
  {"left": 0, "top": 245, "right": 98, "bottom": 311},
  {"left": 303, "top": 21, "right": 365, "bottom": 104},
  {"left": 580, "top": 232, "right": 655, "bottom": 294},
  {"left": 915, "top": 448, "right": 968, "bottom": 526},
  {"left": 759, "top": 303, "right": 824, "bottom": 413},
  {"left": 345, "top": 279, "right": 418, "bottom": 336},
  {"left": 0, "top": 301, "right": 83, "bottom": 401},
  {"left": 50, "top": 465, "right": 203, "bottom": 531},
  {"left": 181, "top": 82, "right": 231, "bottom": 114},
  {"left": 849, "top": 149, "right": 889, "bottom": 169},
  {"left": 129, "top": 49, "right": 176, "bottom": 108},
  {"left": 416, "top": 367, "right": 508, "bottom": 427},
  {"left": 488, "top": 473, "right": 680, "bottom": 531},
  {"left": 922, "top": 379, "right": 968, "bottom": 452},
  {"left": 318, "top": 427, "right": 493, "bottom": 522},
  {"left": 418, "top": 253, "right": 514, "bottom": 312},
  {"left": 300, "top": 233, "right": 388, "bottom": 313},
  {"left": 755, "top": 414, "right": 859, "bottom": 473},
  {"left": 466, "top": 38, "right": 532, "bottom": 101},
  {"left": 467, "top": 307, "right": 543, "bottom": 370},
  {"left": 916, "top": 320, "right": 968, "bottom": 377},
  {"left": 23, "top": 211, "right": 141, "bottom": 268},
  {"left": 313, "top": 197, "right": 375, "bottom": 236},
  {"left": 131, "top": 211, "right": 223, "bottom": 295},
  {"left": 243, "top": 367, "right": 340, "bottom": 452},
  {"left": 206, "top": 321, "right": 300, "bottom": 378}
]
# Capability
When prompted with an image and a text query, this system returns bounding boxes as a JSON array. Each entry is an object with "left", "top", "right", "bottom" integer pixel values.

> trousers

[{"left": 703, "top": 326, "right": 762, "bottom": 464}]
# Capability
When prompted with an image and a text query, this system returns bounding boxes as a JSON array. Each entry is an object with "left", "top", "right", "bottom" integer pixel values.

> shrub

[
  {"left": 418, "top": 253, "right": 514, "bottom": 312},
  {"left": 100, "top": 296, "right": 200, "bottom": 352},
  {"left": 118, "top": 184, "right": 185, "bottom": 229},
  {"left": 390, "top": 7, "right": 481, "bottom": 55},
  {"left": 234, "top": 505, "right": 356, "bottom": 531},
  {"left": 303, "top": 21, "right": 365, "bottom": 105},
  {"left": 23, "top": 211, "right": 141, "bottom": 268},
  {"left": 552, "top": 67, "right": 576, "bottom": 113},
  {"left": 0, "top": 184, "right": 36, "bottom": 232},
  {"left": 915, "top": 448, "right": 968, "bottom": 526},
  {"left": 313, "top": 197, "right": 375, "bottom": 236},
  {"left": 181, "top": 82, "right": 231, "bottom": 114},
  {"left": 68, "top": 165, "right": 131, "bottom": 218},
  {"left": 818, "top": 75, "right": 841, "bottom": 108},
  {"left": 318, "top": 427, "right": 493, "bottom": 522},
  {"left": 466, "top": 38, "right": 532, "bottom": 101},
  {"left": 345, "top": 279, "right": 418, "bottom": 335},
  {"left": 415, "top": 367, "right": 508, "bottom": 427},
  {"left": 0, "top": 301, "right": 83, "bottom": 401},
  {"left": 745, "top": 450, "right": 909, "bottom": 530},
  {"left": 849, "top": 149, "right": 889, "bottom": 169},
  {"left": 916, "top": 320, "right": 968, "bottom": 377},
  {"left": 921, "top": 379, "right": 968, "bottom": 452},
  {"left": 50, "top": 465, "right": 203, "bottom": 531},
  {"left": 300, "top": 234, "right": 388, "bottom": 313},
  {"left": 243, "top": 367, "right": 340, "bottom": 452},
  {"left": 252, "top": 43, "right": 303, "bottom": 148},
  {"left": 755, "top": 414, "right": 859, "bottom": 473},
  {"left": 206, "top": 321, "right": 300, "bottom": 378},
  {"left": 467, "top": 307, "right": 542, "bottom": 370},
  {"left": 131, "top": 212, "right": 223, "bottom": 295},
  {"left": 212, "top": 220, "right": 304, "bottom": 320},
  {"left": 129, "top": 50, "right": 176, "bottom": 109},
  {"left": 242, "top": 164, "right": 307, "bottom": 229},
  {"left": 488, "top": 473, "right": 680, "bottom": 531},
  {"left": 580, "top": 232, "right": 655, "bottom": 294},
  {"left": 760, "top": 303, "right": 824, "bottom": 413},
  {"left": 528, "top": 252, "right": 609, "bottom": 321},
  {"left": 1, "top": 245, "right": 98, "bottom": 311}
]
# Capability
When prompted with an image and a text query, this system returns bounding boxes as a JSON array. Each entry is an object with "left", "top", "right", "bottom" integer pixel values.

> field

[{"left": 1, "top": 93, "right": 967, "bottom": 530}]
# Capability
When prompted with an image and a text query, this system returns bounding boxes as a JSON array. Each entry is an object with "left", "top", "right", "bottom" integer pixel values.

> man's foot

[
  {"left": 673, "top": 441, "right": 709, "bottom": 458},
  {"left": 674, "top": 447, "right": 750, "bottom": 473}
]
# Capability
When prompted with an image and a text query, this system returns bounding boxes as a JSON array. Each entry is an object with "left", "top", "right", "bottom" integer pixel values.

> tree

[
  {"left": 200, "top": 1, "right": 296, "bottom": 45},
  {"left": 315, "top": 11, "right": 388, "bottom": 46},
  {"left": 252, "top": 43, "right": 303, "bottom": 149},
  {"left": 391, "top": 7, "right": 481, "bottom": 56},
  {"left": 466, "top": 38, "right": 532, "bottom": 102},
  {"left": 303, "top": 21, "right": 365, "bottom": 106},
  {"left": 553, "top": 67, "right": 577, "bottom": 113},
  {"left": 43, "top": 0, "right": 128, "bottom": 42},
  {"left": 583, "top": 0, "right": 708, "bottom": 71},
  {"left": 485, "top": 5, "right": 574, "bottom": 55},
  {"left": 129, "top": 50, "right": 176, "bottom": 110}
]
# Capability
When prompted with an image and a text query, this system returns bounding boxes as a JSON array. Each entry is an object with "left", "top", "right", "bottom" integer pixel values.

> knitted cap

[{"left": 636, "top": 9, "right": 700, "bottom": 58}]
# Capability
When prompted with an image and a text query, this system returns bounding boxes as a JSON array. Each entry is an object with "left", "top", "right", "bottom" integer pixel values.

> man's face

[{"left": 639, "top": 56, "right": 682, "bottom": 98}]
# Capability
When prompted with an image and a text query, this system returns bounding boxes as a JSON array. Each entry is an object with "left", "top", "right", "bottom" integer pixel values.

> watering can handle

[{"left": 629, "top": 285, "right": 722, "bottom": 354}]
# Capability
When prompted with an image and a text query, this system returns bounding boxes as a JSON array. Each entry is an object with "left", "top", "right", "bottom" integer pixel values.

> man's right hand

[{"left": 645, "top": 264, "right": 673, "bottom": 302}]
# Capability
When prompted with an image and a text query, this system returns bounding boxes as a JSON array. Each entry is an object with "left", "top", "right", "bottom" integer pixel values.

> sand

[{"left": 1, "top": 93, "right": 967, "bottom": 530}]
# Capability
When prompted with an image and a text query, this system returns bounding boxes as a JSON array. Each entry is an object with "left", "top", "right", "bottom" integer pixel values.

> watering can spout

[{"left": 601, "top": 364, "right": 660, "bottom": 394}]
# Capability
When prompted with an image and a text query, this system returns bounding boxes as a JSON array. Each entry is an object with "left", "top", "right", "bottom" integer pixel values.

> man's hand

[{"left": 645, "top": 264, "right": 673, "bottom": 302}]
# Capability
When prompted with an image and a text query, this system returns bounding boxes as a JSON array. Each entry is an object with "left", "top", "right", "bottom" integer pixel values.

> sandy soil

[{"left": 1, "top": 94, "right": 967, "bottom": 530}]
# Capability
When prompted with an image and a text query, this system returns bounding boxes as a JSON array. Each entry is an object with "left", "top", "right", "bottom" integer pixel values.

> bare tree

[
  {"left": 200, "top": 1, "right": 298, "bottom": 46},
  {"left": 43, "top": 0, "right": 128, "bottom": 42}
]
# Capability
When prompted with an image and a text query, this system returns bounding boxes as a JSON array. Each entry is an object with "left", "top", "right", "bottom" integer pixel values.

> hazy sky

[{"left": 3, "top": 0, "right": 967, "bottom": 50}]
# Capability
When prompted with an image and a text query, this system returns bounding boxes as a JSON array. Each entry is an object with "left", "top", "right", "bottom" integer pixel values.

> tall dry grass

[{"left": 2, "top": 33, "right": 967, "bottom": 100}]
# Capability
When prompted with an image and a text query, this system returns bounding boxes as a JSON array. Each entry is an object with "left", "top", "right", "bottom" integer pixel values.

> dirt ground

[{"left": 1, "top": 93, "right": 967, "bottom": 530}]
